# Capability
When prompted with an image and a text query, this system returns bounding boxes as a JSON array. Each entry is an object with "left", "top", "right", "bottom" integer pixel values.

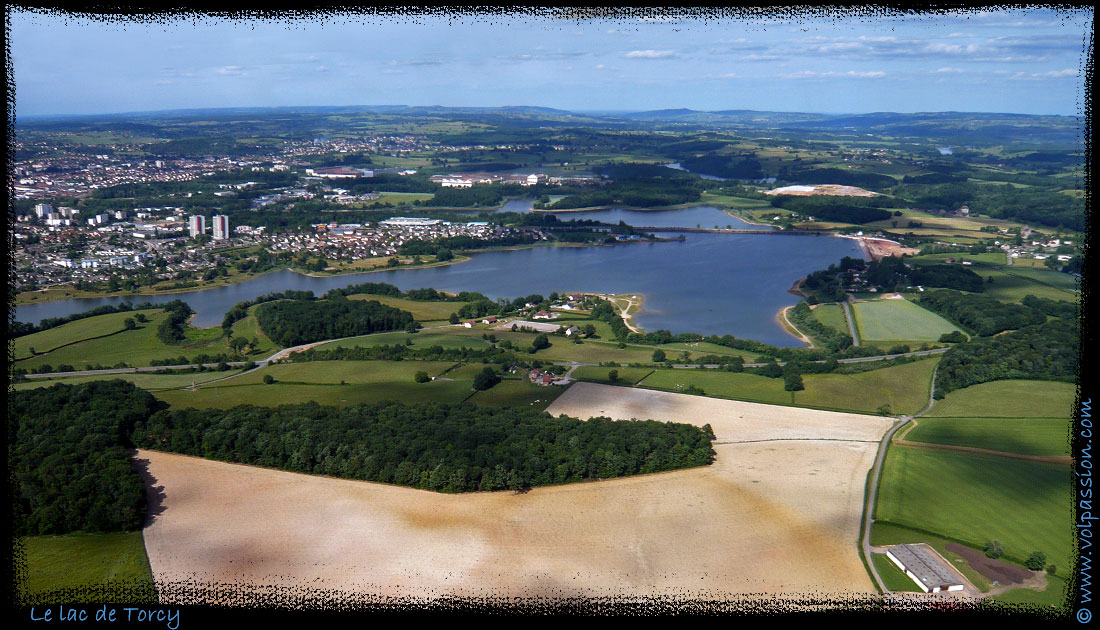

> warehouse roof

[{"left": 887, "top": 544, "right": 963, "bottom": 590}]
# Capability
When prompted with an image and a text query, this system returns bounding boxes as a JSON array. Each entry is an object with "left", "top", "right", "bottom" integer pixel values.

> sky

[{"left": 8, "top": 7, "right": 1094, "bottom": 118}]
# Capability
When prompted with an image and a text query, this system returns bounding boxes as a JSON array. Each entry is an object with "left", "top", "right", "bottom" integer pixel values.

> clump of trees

[
  {"left": 133, "top": 400, "right": 717, "bottom": 492},
  {"left": 934, "top": 320, "right": 1077, "bottom": 396},
  {"left": 255, "top": 297, "right": 416, "bottom": 346},
  {"left": 155, "top": 300, "right": 195, "bottom": 344},
  {"left": 920, "top": 289, "right": 1047, "bottom": 336},
  {"left": 11, "top": 381, "right": 163, "bottom": 535}
]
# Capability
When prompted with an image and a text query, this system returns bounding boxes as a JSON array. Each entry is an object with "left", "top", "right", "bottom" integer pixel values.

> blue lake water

[{"left": 16, "top": 229, "right": 862, "bottom": 347}]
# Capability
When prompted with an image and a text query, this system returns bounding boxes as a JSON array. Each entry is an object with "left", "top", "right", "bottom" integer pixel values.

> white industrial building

[{"left": 885, "top": 544, "right": 966, "bottom": 593}]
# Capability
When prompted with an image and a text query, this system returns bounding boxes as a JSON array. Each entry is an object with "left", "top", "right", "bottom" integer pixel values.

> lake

[{"left": 16, "top": 227, "right": 862, "bottom": 347}]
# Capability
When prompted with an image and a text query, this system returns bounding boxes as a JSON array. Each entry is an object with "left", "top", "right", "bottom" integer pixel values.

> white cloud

[
  {"left": 781, "top": 70, "right": 885, "bottom": 79},
  {"left": 934, "top": 67, "right": 966, "bottom": 73},
  {"left": 215, "top": 65, "right": 243, "bottom": 75},
  {"left": 625, "top": 49, "right": 676, "bottom": 59}
]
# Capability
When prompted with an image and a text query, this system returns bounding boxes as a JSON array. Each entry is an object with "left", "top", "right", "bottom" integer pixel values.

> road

[
  {"left": 842, "top": 300, "right": 860, "bottom": 347},
  {"left": 860, "top": 366, "right": 954, "bottom": 596}
]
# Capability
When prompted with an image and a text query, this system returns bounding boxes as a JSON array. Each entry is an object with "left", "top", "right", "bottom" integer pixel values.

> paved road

[
  {"left": 860, "top": 365, "right": 941, "bottom": 595},
  {"left": 842, "top": 301, "right": 860, "bottom": 347}
]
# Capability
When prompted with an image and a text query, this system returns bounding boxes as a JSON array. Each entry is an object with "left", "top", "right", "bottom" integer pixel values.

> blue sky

[{"left": 8, "top": 8, "right": 1093, "bottom": 118}]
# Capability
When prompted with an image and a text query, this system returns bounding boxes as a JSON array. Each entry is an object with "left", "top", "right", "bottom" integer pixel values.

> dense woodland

[
  {"left": 918, "top": 289, "right": 1047, "bottom": 336},
  {"left": 254, "top": 296, "right": 416, "bottom": 346},
  {"left": 934, "top": 320, "right": 1078, "bottom": 395},
  {"left": 133, "top": 401, "right": 716, "bottom": 492},
  {"left": 10, "top": 381, "right": 161, "bottom": 535}
]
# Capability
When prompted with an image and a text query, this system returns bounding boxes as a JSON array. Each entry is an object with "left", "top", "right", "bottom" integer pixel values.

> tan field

[{"left": 140, "top": 383, "right": 892, "bottom": 605}]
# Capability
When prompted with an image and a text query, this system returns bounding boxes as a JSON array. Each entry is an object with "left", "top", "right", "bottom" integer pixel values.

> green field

[
  {"left": 908, "top": 252, "right": 1009, "bottom": 266},
  {"left": 13, "top": 310, "right": 149, "bottom": 361},
  {"left": 637, "top": 358, "right": 938, "bottom": 415},
  {"left": 927, "top": 380, "right": 1077, "bottom": 418},
  {"left": 810, "top": 303, "right": 851, "bottom": 336},
  {"left": 313, "top": 329, "right": 493, "bottom": 352},
  {"left": 852, "top": 299, "right": 963, "bottom": 343},
  {"left": 15, "top": 308, "right": 281, "bottom": 371},
  {"left": 466, "top": 378, "right": 567, "bottom": 411},
  {"left": 347, "top": 294, "right": 469, "bottom": 322},
  {"left": 18, "top": 532, "right": 156, "bottom": 604},
  {"left": 14, "top": 370, "right": 246, "bottom": 392},
  {"left": 572, "top": 366, "right": 654, "bottom": 385},
  {"left": 875, "top": 446, "right": 1072, "bottom": 578},
  {"left": 870, "top": 553, "right": 924, "bottom": 593},
  {"left": 904, "top": 417, "right": 1070, "bottom": 456},
  {"left": 154, "top": 360, "right": 474, "bottom": 409},
  {"left": 973, "top": 267, "right": 1079, "bottom": 303}
]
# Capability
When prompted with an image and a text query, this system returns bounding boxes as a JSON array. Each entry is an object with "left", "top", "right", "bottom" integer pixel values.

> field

[
  {"left": 926, "top": 380, "right": 1077, "bottom": 418},
  {"left": 903, "top": 417, "right": 1070, "bottom": 456},
  {"left": 810, "top": 303, "right": 851, "bottom": 336},
  {"left": 15, "top": 369, "right": 246, "bottom": 392},
  {"left": 313, "top": 328, "right": 492, "bottom": 352},
  {"left": 637, "top": 358, "right": 938, "bottom": 416},
  {"left": 465, "top": 378, "right": 566, "bottom": 411},
  {"left": 153, "top": 360, "right": 474, "bottom": 409},
  {"left": 972, "top": 266, "right": 1079, "bottom": 303},
  {"left": 140, "top": 384, "right": 890, "bottom": 601},
  {"left": 571, "top": 366, "right": 654, "bottom": 385},
  {"left": 347, "top": 294, "right": 469, "bottom": 322},
  {"left": 875, "top": 446, "right": 1072, "bottom": 578},
  {"left": 14, "top": 308, "right": 281, "bottom": 371},
  {"left": 19, "top": 532, "right": 156, "bottom": 604},
  {"left": 851, "top": 299, "right": 963, "bottom": 344}
]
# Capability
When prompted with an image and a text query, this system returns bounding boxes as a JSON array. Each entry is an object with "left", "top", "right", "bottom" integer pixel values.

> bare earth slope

[{"left": 140, "top": 383, "right": 892, "bottom": 604}]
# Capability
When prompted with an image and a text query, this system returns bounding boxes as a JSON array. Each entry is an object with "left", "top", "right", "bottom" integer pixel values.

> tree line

[
  {"left": 254, "top": 297, "right": 417, "bottom": 347},
  {"left": 132, "top": 400, "right": 716, "bottom": 493}
]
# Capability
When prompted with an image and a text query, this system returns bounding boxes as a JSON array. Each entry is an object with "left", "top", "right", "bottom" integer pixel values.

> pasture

[
  {"left": 347, "top": 294, "right": 469, "bottom": 322},
  {"left": 810, "top": 303, "right": 851, "bottom": 336},
  {"left": 926, "top": 380, "right": 1077, "bottom": 418},
  {"left": 875, "top": 446, "right": 1072, "bottom": 578},
  {"left": 19, "top": 532, "right": 156, "bottom": 604},
  {"left": 852, "top": 299, "right": 963, "bottom": 344},
  {"left": 153, "top": 360, "right": 472, "bottom": 409},
  {"left": 904, "top": 417, "right": 1070, "bottom": 456}
]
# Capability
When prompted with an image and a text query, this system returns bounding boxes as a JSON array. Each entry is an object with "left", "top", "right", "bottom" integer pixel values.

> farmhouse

[
  {"left": 885, "top": 544, "right": 965, "bottom": 593},
  {"left": 533, "top": 310, "right": 560, "bottom": 320}
]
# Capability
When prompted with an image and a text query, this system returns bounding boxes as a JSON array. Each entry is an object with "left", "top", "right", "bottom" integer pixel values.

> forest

[
  {"left": 11, "top": 381, "right": 162, "bottom": 535},
  {"left": 254, "top": 296, "right": 416, "bottom": 346},
  {"left": 132, "top": 400, "right": 716, "bottom": 492},
  {"left": 918, "top": 289, "right": 1048, "bottom": 336},
  {"left": 933, "top": 319, "right": 1078, "bottom": 395}
]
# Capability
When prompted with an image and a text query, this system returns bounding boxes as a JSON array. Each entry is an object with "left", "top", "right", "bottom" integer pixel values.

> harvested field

[
  {"left": 945, "top": 544, "right": 1032, "bottom": 585},
  {"left": 764, "top": 184, "right": 878, "bottom": 197},
  {"left": 140, "top": 383, "right": 892, "bottom": 604}
]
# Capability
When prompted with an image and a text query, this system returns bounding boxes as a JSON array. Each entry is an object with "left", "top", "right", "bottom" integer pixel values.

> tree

[
  {"left": 124, "top": 317, "right": 136, "bottom": 330},
  {"left": 608, "top": 369, "right": 619, "bottom": 383},
  {"left": 532, "top": 334, "right": 550, "bottom": 350},
  {"left": 449, "top": 313, "right": 460, "bottom": 325},
  {"left": 472, "top": 367, "right": 501, "bottom": 391},
  {"left": 135, "top": 312, "right": 148, "bottom": 323},
  {"left": 415, "top": 371, "right": 430, "bottom": 383},
  {"left": 583, "top": 324, "right": 597, "bottom": 338},
  {"left": 983, "top": 540, "right": 1004, "bottom": 559},
  {"left": 1025, "top": 551, "right": 1047, "bottom": 571},
  {"left": 652, "top": 349, "right": 666, "bottom": 363},
  {"left": 263, "top": 374, "right": 274, "bottom": 385}
]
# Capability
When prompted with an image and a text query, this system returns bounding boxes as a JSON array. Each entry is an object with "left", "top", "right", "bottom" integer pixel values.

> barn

[{"left": 885, "top": 544, "right": 966, "bottom": 593}]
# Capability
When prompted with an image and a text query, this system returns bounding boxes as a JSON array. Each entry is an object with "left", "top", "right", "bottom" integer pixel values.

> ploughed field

[{"left": 141, "top": 382, "right": 891, "bottom": 602}]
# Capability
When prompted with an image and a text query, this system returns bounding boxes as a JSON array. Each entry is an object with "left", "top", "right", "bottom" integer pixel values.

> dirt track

[{"left": 140, "top": 384, "right": 893, "bottom": 603}]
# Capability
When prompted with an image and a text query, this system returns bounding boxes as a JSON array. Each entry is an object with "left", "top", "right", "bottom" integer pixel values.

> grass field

[
  {"left": 926, "top": 380, "right": 1077, "bottom": 418},
  {"left": 870, "top": 553, "right": 924, "bottom": 593},
  {"left": 13, "top": 310, "right": 149, "bottom": 361},
  {"left": 466, "top": 378, "right": 566, "bottom": 411},
  {"left": 637, "top": 358, "right": 938, "bottom": 415},
  {"left": 313, "top": 328, "right": 493, "bottom": 352},
  {"left": 908, "top": 252, "right": 1009, "bottom": 266},
  {"left": 19, "top": 532, "right": 157, "bottom": 604},
  {"left": 904, "top": 417, "right": 1070, "bottom": 456},
  {"left": 153, "top": 360, "right": 473, "bottom": 409},
  {"left": 14, "top": 370, "right": 248, "bottom": 392},
  {"left": 852, "top": 299, "right": 963, "bottom": 343},
  {"left": 347, "top": 294, "right": 469, "bottom": 322},
  {"left": 875, "top": 446, "right": 1072, "bottom": 578},
  {"left": 974, "top": 267, "right": 1079, "bottom": 303},
  {"left": 572, "top": 366, "right": 654, "bottom": 386},
  {"left": 15, "top": 308, "right": 281, "bottom": 371},
  {"left": 810, "top": 303, "right": 851, "bottom": 336}
]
